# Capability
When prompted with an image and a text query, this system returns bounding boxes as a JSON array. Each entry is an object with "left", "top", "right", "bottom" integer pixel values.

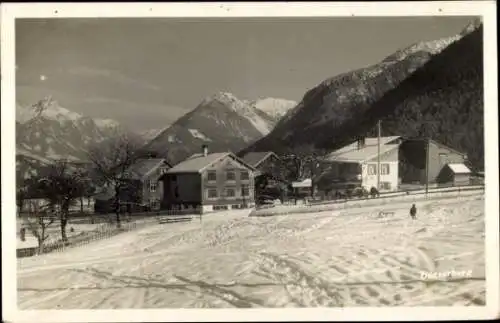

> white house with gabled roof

[{"left": 324, "top": 136, "right": 403, "bottom": 192}]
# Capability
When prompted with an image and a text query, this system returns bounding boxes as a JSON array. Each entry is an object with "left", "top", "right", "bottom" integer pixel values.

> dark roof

[
  {"left": 242, "top": 152, "right": 278, "bottom": 167},
  {"left": 125, "top": 158, "right": 169, "bottom": 179},
  {"left": 402, "top": 137, "right": 467, "bottom": 157},
  {"left": 167, "top": 152, "right": 257, "bottom": 174}
]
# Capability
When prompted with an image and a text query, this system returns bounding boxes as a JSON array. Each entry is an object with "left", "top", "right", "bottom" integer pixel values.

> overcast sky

[{"left": 16, "top": 16, "right": 475, "bottom": 131}]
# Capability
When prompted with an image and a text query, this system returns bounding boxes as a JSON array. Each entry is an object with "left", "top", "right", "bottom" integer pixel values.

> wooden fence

[
  {"left": 16, "top": 210, "right": 202, "bottom": 258},
  {"left": 251, "top": 183, "right": 485, "bottom": 216}
]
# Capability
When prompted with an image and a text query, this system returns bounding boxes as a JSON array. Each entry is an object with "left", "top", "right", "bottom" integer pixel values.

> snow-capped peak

[
  {"left": 94, "top": 118, "right": 121, "bottom": 129},
  {"left": 383, "top": 34, "right": 461, "bottom": 63},
  {"left": 140, "top": 127, "right": 169, "bottom": 142},
  {"left": 460, "top": 17, "right": 482, "bottom": 36},
  {"left": 197, "top": 91, "right": 274, "bottom": 136},
  {"left": 17, "top": 97, "right": 122, "bottom": 132},
  {"left": 384, "top": 18, "right": 481, "bottom": 63},
  {"left": 17, "top": 97, "right": 82, "bottom": 123},
  {"left": 252, "top": 98, "right": 298, "bottom": 120},
  {"left": 202, "top": 91, "right": 243, "bottom": 109}
]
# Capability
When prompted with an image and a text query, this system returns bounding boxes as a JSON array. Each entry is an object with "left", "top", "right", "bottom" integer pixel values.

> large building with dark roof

[{"left": 163, "top": 146, "right": 258, "bottom": 213}]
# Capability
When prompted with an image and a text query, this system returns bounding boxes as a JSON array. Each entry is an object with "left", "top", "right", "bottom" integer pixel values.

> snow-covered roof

[
  {"left": 242, "top": 151, "right": 278, "bottom": 168},
  {"left": 167, "top": 152, "right": 256, "bottom": 174},
  {"left": 167, "top": 153, "right": 230, "bottom": 173},
  {"left": 447, "top": 163, "right": 471, "bottom": 174},
  {"left": 325, "top": 136, "right": 401, "bottom": 163},
  {"left": 125, "top": 158, "right": 170, "bottom": 179}
]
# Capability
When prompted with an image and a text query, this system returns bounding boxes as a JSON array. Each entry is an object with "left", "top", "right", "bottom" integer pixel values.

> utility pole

[
  {"left": 425, "top": 137, "right": 430, "bottom": 196},
  {"left": 377, "top": 120, "right": 381, "bottom": 190}
]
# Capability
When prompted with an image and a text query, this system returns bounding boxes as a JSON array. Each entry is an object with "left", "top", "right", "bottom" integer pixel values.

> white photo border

[{"left": 2, "top": 1, "right": 498, "bottom": 322}]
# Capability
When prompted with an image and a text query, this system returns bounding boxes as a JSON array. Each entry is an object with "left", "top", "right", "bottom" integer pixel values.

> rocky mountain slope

[
  {"left": 140, "top": 127, "right": 169, "bottom": 142},
  {"left": 242, "top": 19, "right": 483, "bottom": 160},
  {"left": 317, "top": 23, "right": 484, "bottom": 169},
  {"left": 16, "top": 97, "right": 128, "bottom": 162},
  {"left": 142, "top": 92, "right": 283, "bottom": 164},
  {"left": 250, "top": 98, "right": 297, "bottom": 122},
  {"left": 15, "top": 97, "right": 145, "bottom": 181}
]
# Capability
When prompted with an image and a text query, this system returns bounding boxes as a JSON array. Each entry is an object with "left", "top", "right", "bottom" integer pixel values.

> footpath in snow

[{"left": 17, "top": 195, "right": 485, "bottom": 308}]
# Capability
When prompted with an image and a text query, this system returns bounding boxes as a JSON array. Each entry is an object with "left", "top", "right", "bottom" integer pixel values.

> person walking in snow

[{"left": 410, "top": 204, "right": 417, "bottom": 220}]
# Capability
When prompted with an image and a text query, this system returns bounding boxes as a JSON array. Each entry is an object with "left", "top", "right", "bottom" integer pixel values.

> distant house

[
  {"left": 94, "top": 158, "right": 171, "bottom": 214},
  {"left": 163, "top": 145, "right": 257, "bottom": 213},
  {"left": 241, "top": 151, "right": 281, "bottom": 174},
  {"left": 324, "top": 136, "right": 403, "bottom": 192},
  {"left": 436, "top": 163, "right": 472, "bottom": 186},
  {"left": 242, "top": 151, "right": 290, "bottom": 201}
]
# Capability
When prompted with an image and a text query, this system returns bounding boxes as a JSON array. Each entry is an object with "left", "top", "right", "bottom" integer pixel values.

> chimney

[
  {"left": 202, "top": 144, "right": 208, "bottom": 157},
  {"left": 357, "top": 137, "right": 366, "bottom": 150}
]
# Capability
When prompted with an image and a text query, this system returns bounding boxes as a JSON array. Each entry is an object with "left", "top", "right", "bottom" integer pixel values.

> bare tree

[
  {"left": 35, "top": 160, "right": 87, "bottom": 243},
  {"left": 22, "top": 203, "right": 56, "bottom": 255},
  {"left": 87, "top": 134, "right": 143, "bottom": 229},
  {"left": 280, "top": 145, "right": 330, "bottom": 197}
]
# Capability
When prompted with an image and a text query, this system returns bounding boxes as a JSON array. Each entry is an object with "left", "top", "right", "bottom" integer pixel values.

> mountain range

[
  {"left": 15, "top": 94, "right": 297, "bottom": 178},
  {"left": 142, "top": 92, "right": 297, "bottom": 164},
  {"left": 16, "top": 97, "right": 128, "bottom": 162},
  {"left": 241, "top": 18, "right": 484, "bottom": 170}
]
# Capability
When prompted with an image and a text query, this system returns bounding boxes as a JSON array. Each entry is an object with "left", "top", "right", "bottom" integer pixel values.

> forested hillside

[{"left": 315, "top": 25, "right": 484, "bottom": 169}]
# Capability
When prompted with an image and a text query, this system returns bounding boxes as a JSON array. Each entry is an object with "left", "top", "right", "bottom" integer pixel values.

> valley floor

[{"left": 17, "top": 195, "right": 485, "bottom": 308}]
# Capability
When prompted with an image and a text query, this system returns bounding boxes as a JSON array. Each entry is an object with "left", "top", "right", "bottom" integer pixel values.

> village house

[
  {"left": 323, "top": 136, "right": 402, "bottom": 193},
  {"left": 319, "top": 135, "right": 471, "bottom": 194},
  {"left": 163, "top": 145, "right": 257, "bottom": 213},
  {"left": 94, "top": 158, "right": 171, "bottom": 213},
  {"left": 241, "top": 151, "right": 291, "bottom": 202}
]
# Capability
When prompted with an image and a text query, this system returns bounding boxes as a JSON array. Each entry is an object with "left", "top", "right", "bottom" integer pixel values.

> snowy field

[{"left": 17, "top": 195, "right": 485, "bottom": 309}]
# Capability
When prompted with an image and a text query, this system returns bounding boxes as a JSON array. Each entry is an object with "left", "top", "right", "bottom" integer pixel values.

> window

[
  {"left": 171, "top": 175, "right": 177, "bottom": 182},
  {"left": 226, "top": 171, "right": 236, "bottom": 181},
  {"left": 174, "top": 186, "right": 179, "bottom": 198},
  {"left": 207, "top": 188, "right": 218, "bottom": 199},
  {"left": 149, "top": 199, "right": 159, "bottom": 210},
  {"left": 380, "top": 164, "right": 390, "bottom": 175},
  {"left": 240, "top": 171, "right": 249, "bottom": 180},
  {"left": 149, "top": 181, "right": 157, "bottom": 192},
  {"left": 367, "top": 164, "right": 377, "bottom": 175},
  {"left": 225, "top": 188, "right": 236, "bottom": 198},
  {"left": 207, "top": 171, "right": 217, "bottom": 182},
  {"left": 241, "top": 185, "right": 250, "bottom": 197}
]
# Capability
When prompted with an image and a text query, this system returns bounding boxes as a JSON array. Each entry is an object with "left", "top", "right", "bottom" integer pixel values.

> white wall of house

[{"left": 361, "top": 161, "right": 399, "bottom": 192}]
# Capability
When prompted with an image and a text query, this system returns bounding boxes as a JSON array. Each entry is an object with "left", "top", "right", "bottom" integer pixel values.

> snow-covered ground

[{"left": 17, "top": 195, "right": 485, "bottom": 309}]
